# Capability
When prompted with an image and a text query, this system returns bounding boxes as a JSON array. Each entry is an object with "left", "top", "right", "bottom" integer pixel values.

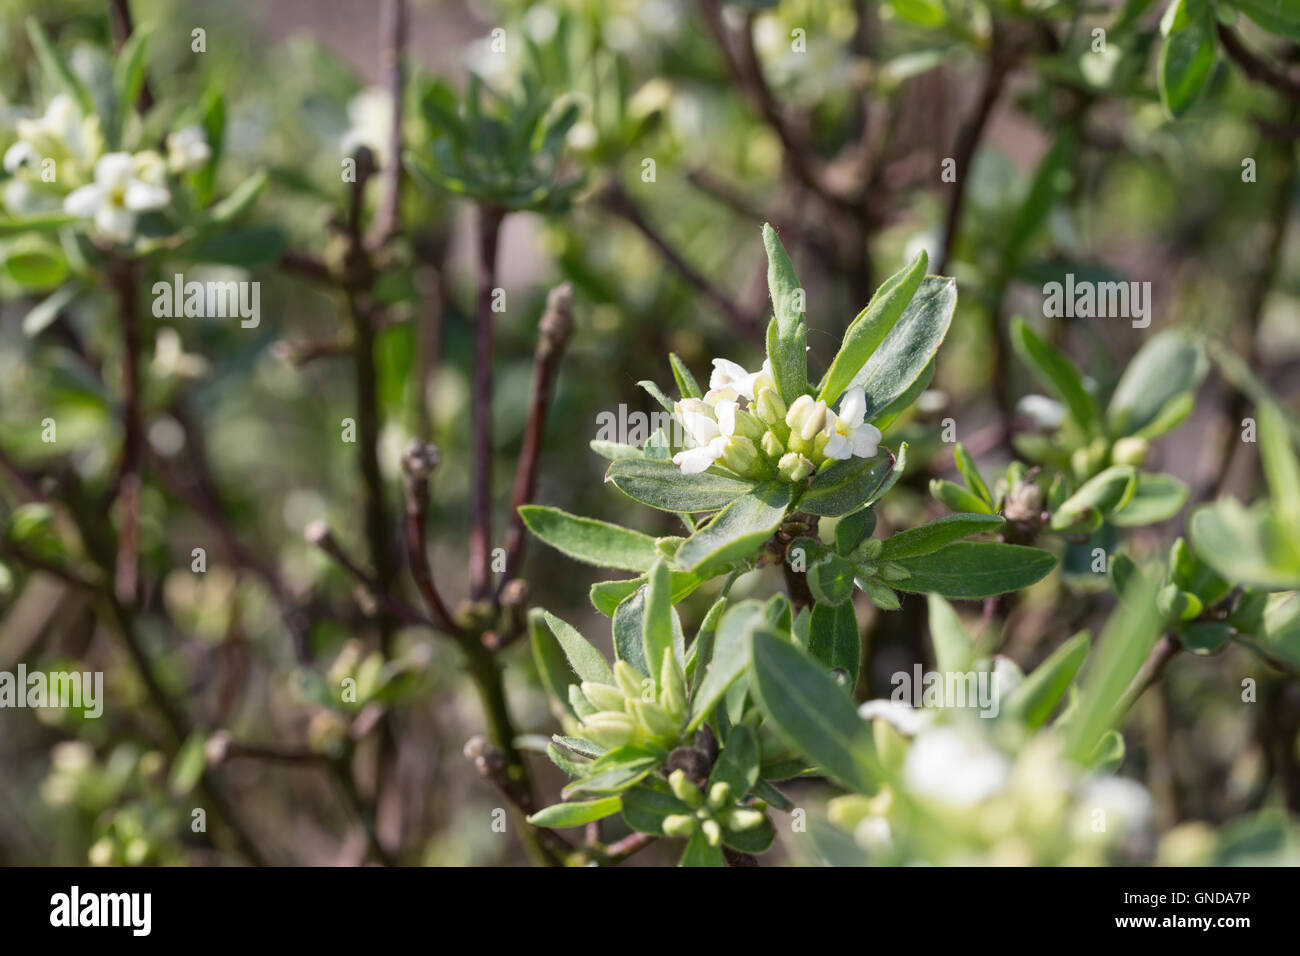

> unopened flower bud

[
  {"left": 669, "top": 768, "right": 704, "bottom": 807},
  {"left": 798, "top": 400, "right": 830, "bottom": 442},
  {"left": 701, "top": 819, "right": 722, "bottom": 846},
  {"left": 777, "top": 452, "right": 815, "bottom": 483},
  {"left": 731, "top": 407, "right": 768, "bottom": 442},
  {"left": 723, "top": 808, "right": 765, "bottom": 831},
  {"left": 852, "top": 537, "right": 883, "bottom": 562},
  {"left": 708, "top": 781, "right": 731, "bottom": 810},
  {"left": 755, "top": 386, "right": 787, "bottom": 426},
  {"left": 581, "top": 681, "right": 628, "bottom": 713},
  {"left": 582, "top": 711, "right": 637, "bottom": 749},
  {"left": 614, "top": 660, "right": 646, "bottom": 700},
  {"left": 662, "top": 814, "right": 698, "bottom": 838},
  {"left": 629, "top": 698, "right": 680, "bottom": 740},
  {"left": 719, "top": 435, "right": 761, "bottom": 477},
  {"left": 760, "top": 430, "right": 787, "bottom": 460},
  {"left": 659, "top": 648, "right": 686, "bottom": 720},
  {"left": 1111, "top": 436, "right": 1148, "bottom": 466}
]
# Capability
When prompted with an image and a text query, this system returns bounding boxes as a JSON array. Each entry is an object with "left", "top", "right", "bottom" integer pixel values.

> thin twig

[
  {"left": 1218, "top": 24, "right": 1300, "bottom": 100},
  {"left": 369, "top": 0, "right": 408, "bottom": 247},
  {"left": 109, "top": 256, "right": 143, "bottom": 606},
  {"left": 502, "top": 283, "right": 575, "bottom": 586},
  {"left": 401, "top": 441, "right": 464, "bottom": 639}
]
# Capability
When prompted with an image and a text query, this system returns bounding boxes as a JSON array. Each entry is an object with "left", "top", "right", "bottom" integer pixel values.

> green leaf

[
  {"left": 808, "top": 602, "right": 860, "bottom": 681},
  {"left": 1229, "top": 0, "right": 1300, "bottom": 40},
  {"left": 710, "top": 724, "right": 761, "bottom": 797},
  {"left": 1190, "top": 499, "right": 1300, "bottom": 590},
  {"left": 1111, "top": 472, "right": 1188, "bottom": 527},
  {"left": 1003, "top": 132, "right": 1075, "bottom": 269},
  {"left": 669, "top": 353, "right": 702, "bottom": 399},
  {"left": 637, "top": 379, "right": 674, "bottom": 414},
  {"left": 1133, "top": 391, "right": 1195, "bottom": 441},
  {"left": 642, "top": 559, "right": 675, "bottom": 686},
  {"left": 673, "top": 483, "right": 791, "bottom": 573},
  {"left": 952, "top": 442, "right": 992, "bottom": 507},
  {"left": 1064, "top": 572, "right": 1163, "bottom": 762},
  {"left": 190, "top": 225, "right": 287, "bottom": 267},
  {"left": 535, "top": 610, "right": 615, "bottom": 685},
  {"left": 532, "top": 615, "right": 578, "bottom": 717},
  {"left": 520, "top": 505, "right": 659, "bottom": 571},
  {"left": 870, "top": 359, "right": 935, "bottom": 430},
  {"left": 1158, "top": 0, "right": 1216, "bottom": 118},
  {"left": 846, "top": 277, "right": 957, "bottom": 419},
  {"left": 527, "top": 796, "right": 622, "bottom": 828},
  {"left": 622, "top": 781, "right": 691, "bottom": 834},
  {"left": 613, "top": 585, "right": 683, "bottom": 676},
  {"left": 808, "top": 554, "right": 857, "bottom": 606},
  {"left": 606, "top": 458, "right": 754, "bottom": 513},
  {"left": 679, "top": 829, "right": 726, "bottom": 866},
  {"left": 749, "top": 629, "right": 877, "bottom": 793},
  {"left": 818, "top": 250, "right": 927, "bottom": 406},
  {"left": 879, "top": 513, "right": 1005, "bottom": 561},
  {"left": 1003, "top": 632, "right": 1091, "bottom": 729},
  {"left": 25, "top": 19, "right": 92, "bottom": 113},
  {"left": 926, "top": 594, "right": 973, "bottom": 675},
  {"left": 4, "top": 242, "right": 68, "bottom": 290},
  {"left": 1009, "top": 316, "right": 1101, "bottom": 433},
  {"left": 1050, "top": 466, "right": 1137, "bottom": 532},
  {"left": 1180, "top": 621, "right": 1232, "bottom": 655},
  {"left": 688, "top": 601, "right": 764, "bottom": 731},
  {"left": 800, "top": 450, "right": 896, "bottom": 517},
  {"left": 1107, "top": 331, "right": 1207, "bottom": 437},
  {"left": 834, "top": 508, "right": 877, "bottom": 555},
  {"left": 762, "top": 223, "right": 808, "bottom": 405},
  {"left": 892, "top": 542, "right": 1057, "bottom": 599},
  {"left": 930, "top": 479, "right": 994, "bottom": 515},
  {"left": 1259, "top": 401, "right": 1300, "bottom": 533},
  {"left": 208, "top": 170, "right": 269, "bottom": 224},
  {"left": 170, "top": 729, "right": 209, "bottom": 797},
  {"left": 1241, "top": 592, "right": 1300, "bottom": 668},
  {"left": 22, "top": 283, "right": 77, "bottom": 337},
  {"left": 590, "top": 570, "right": 701, "bottom": 617},
  {"left": 562, "top": 753, "right": 659, "bottom": 797},
  {"left": 590, "top": 439, "right": 642, "bottom": 461}
]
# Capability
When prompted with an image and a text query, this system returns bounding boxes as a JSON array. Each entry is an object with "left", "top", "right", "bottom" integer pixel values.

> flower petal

[
  {"left": 94, "top": 152, "right": 136, "bottom": 188},
  {"left": 709, "top": 357, "right": 751, "bottom": 391},
  {"left": 850, "top": 423, "right": 882, "bottom": 458},
  {"left": 63, "top": 184, "right": 103, "bottom": 217},
  {"left": 714, "top": 399, "right": 737, "bottom": 438},
  {"left": 124, "top": 179, "right": 170, "bottom": 211},
  {"left": 673, "top": 443, "right": 721, "bottom": 475},
  {"left": 839, "top": 387, "right": 867, "bottom": 428},
  {"left": 823, "top": 433, "right": 852, "bottom": 460}
]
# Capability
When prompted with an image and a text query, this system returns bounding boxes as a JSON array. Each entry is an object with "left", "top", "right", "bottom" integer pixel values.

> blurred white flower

[
  {"left": 340, "top": 87, "right": 393, "bottom": 167},
  {"left": 858, "top": 699, "right": 933, "bottom": 736},
  {"left": 166, "top": 125, "right": 211, "bottom": 173},
  {"left": 1016, "top": 393, "right": 1067, "bottom": 430},
  {"left": 63, "top": 152, "right": 170, "bottom": 242},
  {"left": 13, "top": 94, "right": 97, "bottom": 164},
  {"left": 904, "top": 727, "right": 1010, "bottom": 807}
]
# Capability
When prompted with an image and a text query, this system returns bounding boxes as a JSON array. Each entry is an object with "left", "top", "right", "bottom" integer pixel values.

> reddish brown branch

[{"left": 469, "top": 205, "right": 505, "bottom": 601}]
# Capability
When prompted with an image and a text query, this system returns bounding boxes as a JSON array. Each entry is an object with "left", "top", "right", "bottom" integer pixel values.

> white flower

[
  {"left": 63, "top": 152, "right": 170, "bottom": 243},
  {"left": 858, "top": 699, "right": 932, "bottom": 736},
  {"left": 3, "top": 140, "right": 38, "bottom": 174},
  {"left": 1016, "top": 394, "right": 1067, "bottom": 430},
  {"left": 166, "top": 126, "right": 211, "bottom": 173},
  {"left": 822, "top": 386, "right": 882, "bottom": 460},
  {"left": 14, "top": 94, "right": 97, "bottom": 164},
  {"left": 704, "top": 357, "right": 770, "bottom": 406},
  {"left": 671, "top": 398, "right": 737, "bottom": 474},
  {"left": 341, "top": 87, "right": 393, "bottom": 167},
  {"left": 904, "top": 727, "right": 1010, "bottom": 807}
]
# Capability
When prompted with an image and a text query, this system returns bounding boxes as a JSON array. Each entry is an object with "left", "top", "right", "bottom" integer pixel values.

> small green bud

[
  {"left": 719, "top": 435, "right": 761, "bottom": 477},
  {"left": 778, "top": 452, "right": 815, "bottom": 483},
  {"left": 614, "top": 660, "right": 645, "bottom": 700},
  {"left": 659, "top": 647, "right": 686, "bottom": 720},
  {"left": 732, "top": 408, "right": 768, "bottom": 442},
  {"left": 786, "top": 431, "right": 814, "bottom": 457},
  {"left": 629, "top": 698, "right": 680, "bottom": 741},
  {"left": 723, "top": 808, "right": 765, "bottom": 831},
  {"left": 708, "top": 781, "right": 731, "bottom": 810},
  {"left": 582, "top": 711, "right": 637, "bottom": 749},
  {"left": 760, "top": 430, "right": 787, "bottom": 460},
  {"left": 1111, "top": 436, "right": 1149, "bottom": 466},
  {"left": 662, "top": 814, "right": 698, "bottom": 838},
  {"left": 701, "top": 819, "right": 722, "bottom": 847},
  {"left": 580, "top": 681, "right": 628, "bottom": 713},
  {"left": 669, "top": 769, "right": 703, "bottom": 807},
  {"left": 853, "top": 537, "right": 883, "bottom": 562},
  {"left": 812, "top": 430, "right": 832, "bottom": 458},
  {"left": 754, "top": 386, "right": 787, "bottom": 426},
  {"left": 876, "top": 562, "right": 910, "bottom": 582}
]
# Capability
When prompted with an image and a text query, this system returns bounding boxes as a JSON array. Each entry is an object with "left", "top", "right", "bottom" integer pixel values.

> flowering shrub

[{"left": 2, "top": 0, "right": 1299, "bottom": 872}]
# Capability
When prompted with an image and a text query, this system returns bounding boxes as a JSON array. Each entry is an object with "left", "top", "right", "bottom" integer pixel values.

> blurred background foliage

[{"left": 2, "top": 0, "right": 1299, "bottom": 865}]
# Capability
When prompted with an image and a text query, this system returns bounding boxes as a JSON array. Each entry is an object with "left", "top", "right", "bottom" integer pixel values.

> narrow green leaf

[
  {"left": 926, "top": 594, "right": 972, "bottom": 675},
  {"left": 808, "top": 602, "right": 861, "bottom": 681},
  {"left": 818, "top": 250, "right": 927, "bottom": 406},
  {"left": 527, "top": 796, "right": 622, "bottom": 828},
  {"left": 930, "top": 479, "right": 994, "bottom": 515},
  {"left": 762, "top": 223, "right": 808, "bottom": 404},
  {"left": 1111, "top": 472, "right": 1188, "bottom": 527},
  {"left": 674, "top": 483, "right": 791, "bottom": 573},
  {"left": 1050, "top": 466, "right": 1137, "bottom": 531},
  {"left": 1003, "top": 631, "right": 1091, "bottom": 729},
  {"left": 607, "top": 458, "right": 754, "bottom": 513},
  {"left": 643, "top": 559, "right": 674, "bottom": 686},
  {"left": 749, "top": 629, "right": 877, "bottom": 794},
  {"left": 688, "top": 601, "right": 764, "bottom": 731},
  {"left": 952, "top": 442, "right": 992, "bottom": 507},
  {"left": 892, "top": 542, "right": 1057, "bottom": 599},
  {"left": 1009, "top": 316, "right": 1100, "bottom": 433},
  {"left": 1158, "top": 0, "right": 1216, "bottom": 118},
  {"left": 520, "top": 505, "right": 659, "bottom": 571},
  {"left": 679, "top": 829, "right": 726, "bottom": 866},
  {"left": 1107, "top": 331, "right": 1206, "bottom": 437},
  {"left": 800, "top": 450, "right": 896, "bottom": 517},
  {"left": 536, "top": 610, "right": 615, "bottom": 685},
  {"left": 880, "top": 513, "right": 1006, "bottom": 561},
  {"left": 669, "top": 353, "right": 702, "bottom": 398}
]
